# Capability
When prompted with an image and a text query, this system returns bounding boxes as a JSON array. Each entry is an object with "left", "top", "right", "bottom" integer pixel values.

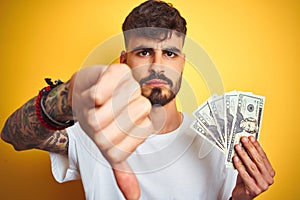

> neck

[{"left": 150, "top": 98, "right": 182, "bottom": 134}]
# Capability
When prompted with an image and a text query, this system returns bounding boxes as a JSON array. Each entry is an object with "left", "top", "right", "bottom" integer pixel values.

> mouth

[{"left": 143, "top": 78, "right": 169, "bottom": 87}]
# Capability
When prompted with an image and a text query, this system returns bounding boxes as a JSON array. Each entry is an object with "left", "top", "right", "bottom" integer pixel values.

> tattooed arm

[{"left": 1, "top": 81, "right": 74, "bottom": 155}]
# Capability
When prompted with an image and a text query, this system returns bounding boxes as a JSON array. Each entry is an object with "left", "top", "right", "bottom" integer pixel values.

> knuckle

[
  {"left": 250, "top": 187, "right": 261, "bottom": 197},
  {"left": 84, "top": 119, "right": 96, "bottom": 133},
  {"left": 88, "top": 87, "right": 97, "bottom": 105},
  {"left": 132, "top": 136, "right": 146, "bottom": 146},
  {"left": 238, "top": 169, "right": 248, "bottom": 178},
  {"left": 261, "top": 150, "right": 268, "bottom": 159},
  {"left": 93, "top": 89, "right": 101, "bottom": 102},
  {"left": 254, "top": 156, "right": 263, "bottom": 166},
  {"left": 118, "top": 63, "right": 130, "bottom": 70},
  {"left": 130, "top": 86, "right": 142, "bottom": 101},
  {"left": 244, "top": 142, "right": 254, "bottom": 151},
  {"left": 253, "top": 190, "right": 260, "bottom": 197},
  {"left": 93, "top": 133, "right": 110, "bottom": 151},
  {"left": 106, "top": 148, "right": 125, "bottom": 164},
  {"left": 245, "top": 189, "right": 251, "bottom": 196},
  {"left": 86, "top": 112, "right": 99, "bottom": 130},
  {"left": 140, "top": 97, "right": 152, "bottom": 114},
  {"left": 249, "top": 163, "right": 258, "bottom": 172},
  {"left": 132, "top": 79, "right": 141, "bottom": 91},
  {"left": 260, "top": 182, "right": 269, "bottom": 192},
  {"left": 110, "top": 63, "right": 130, "bottom": 76}
]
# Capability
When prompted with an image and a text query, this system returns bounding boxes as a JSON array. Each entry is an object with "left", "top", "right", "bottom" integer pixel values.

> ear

[{"left": 120, "top": 51, "right": 127, "bottom": 64}]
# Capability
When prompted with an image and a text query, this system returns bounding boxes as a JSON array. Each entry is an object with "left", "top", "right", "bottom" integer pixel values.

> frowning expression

[{"left": 122, "top": 32, "right": 185, "bottom": 106}]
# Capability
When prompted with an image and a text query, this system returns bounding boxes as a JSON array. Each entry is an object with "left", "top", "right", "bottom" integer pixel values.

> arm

[
  {"left": 2, "top": 65, "right": 153, "bottom": 199},
  {"left": 1, "top": 81, "right": 73, "bottom": 155}
]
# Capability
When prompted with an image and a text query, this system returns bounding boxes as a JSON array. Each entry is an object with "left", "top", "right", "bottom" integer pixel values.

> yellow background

[{"left": 0, "top": 0, "right": 299, "bottom": 199}]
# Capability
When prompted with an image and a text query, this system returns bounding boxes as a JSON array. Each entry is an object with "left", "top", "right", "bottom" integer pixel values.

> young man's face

[{"left": 122, "top": 32, "right": 185, "bottom": 106}]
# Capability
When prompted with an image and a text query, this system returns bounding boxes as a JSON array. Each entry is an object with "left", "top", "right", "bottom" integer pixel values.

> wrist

[
  {"left": 35, "top": 78, "right": 76, "bottom": 130},
  {"left": 44, "top": 80, "right": 75, "bottom": 122},
  {"left": 36, "top": 79, "right": 74, "bottom": 130}
]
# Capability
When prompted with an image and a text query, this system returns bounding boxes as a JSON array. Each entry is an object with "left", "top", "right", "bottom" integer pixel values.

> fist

[{"left": 70, "top": 64, "right": 153, "bottom": 164}]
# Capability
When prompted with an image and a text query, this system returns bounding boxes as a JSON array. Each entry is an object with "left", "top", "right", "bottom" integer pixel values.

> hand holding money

[
  {"left": 192, "top": 91, "right": 265, "bottom": 168},
  {"left": 231, "top": 135, "right": 275, "bottom": 199},
  {"left": 192, "top": 91, "right": 275, "bottom": 199}
]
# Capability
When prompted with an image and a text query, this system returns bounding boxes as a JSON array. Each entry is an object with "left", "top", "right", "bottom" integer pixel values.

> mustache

[{"left": 139, "top": 72, "right": 173, "bottom": 87}]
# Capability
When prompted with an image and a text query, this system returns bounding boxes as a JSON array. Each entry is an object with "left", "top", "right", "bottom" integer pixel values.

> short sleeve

[{"left": 49, "top": 125, "right": 81, "bottom": 183}]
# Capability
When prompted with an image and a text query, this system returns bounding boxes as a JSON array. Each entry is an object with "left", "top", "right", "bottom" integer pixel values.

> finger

[
  {"left": 106, "top": 118, "right": 153, "bottom": 163},
  {"left": 76, "top": 107, "right": 102, "bottom": 138},
  {"left": 249, "top": 136, "right": 275, "bottom": 178},
  {"left": 92, "top": 118, "right": 127, "bottom": 152},
  {"left": 92, "top": 83, "right": 143, "bottom": 130},
  {"left": 113, "top": 96, "right": 152, "bottom": 138},
  {"left": 233, "top": 155, "right": 258, "bottom": 198},
  {"left": 77, "top": 74, "right": 140, "bottom": 113},
  {"left": 71, "top": 65, "right": 109, "bottom": 119},
  {"left": 240, "top": 137, "right": 273, "bottom": 185},
  {"left": 93, "top": 96, "right": 152, "bottom": 151},
  {"left": 234, "top": 143, "right": 269, "bottom": 190},
  {"left": 73, "top": 67, "right": 134, "bottom": 109},
  {"left": 72, "top": 84, "right": 99, "bottom": 112},
  {"left": 112, "top": 161, "right": 140, "bottom": 200},
  {"left": 94, "top": 64, "right": 135, "bottom": 106},
  {"left": 77, "top": 85, "right": 100, "bottom": 108},
  {"left": 71, "top": 65, "right": 108, "bottom": 98}
]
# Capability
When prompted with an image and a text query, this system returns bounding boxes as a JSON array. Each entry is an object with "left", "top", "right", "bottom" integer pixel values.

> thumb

[{"left": 112, "top": 161, "right": 140, "bottom": 200}]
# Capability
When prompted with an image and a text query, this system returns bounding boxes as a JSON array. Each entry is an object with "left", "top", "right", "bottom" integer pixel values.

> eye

[
  {"left": 164, "top": 51, "right": 177, "bottom": 58},
  {"left": 138, "top": 50, "right": 151, "bottom": 57}
]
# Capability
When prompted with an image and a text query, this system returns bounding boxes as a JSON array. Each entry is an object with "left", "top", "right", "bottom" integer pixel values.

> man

[{"left": 1, "top": 1, "right": 274, "bottom": 199}]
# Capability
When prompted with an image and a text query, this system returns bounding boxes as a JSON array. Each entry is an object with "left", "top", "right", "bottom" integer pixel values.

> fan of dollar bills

[{"left": 191, "top": 91, "right": 265, "bottom": 169}]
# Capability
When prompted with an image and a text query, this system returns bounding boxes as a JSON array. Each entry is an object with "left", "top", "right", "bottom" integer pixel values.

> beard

[{"left": 139, "top": 73, "right": 182, "bottom": 106}]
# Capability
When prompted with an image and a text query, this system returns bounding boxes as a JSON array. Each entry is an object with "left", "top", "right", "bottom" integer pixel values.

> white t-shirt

[{"left": 50, "top": 113, "right": 237, "bottom": 200}]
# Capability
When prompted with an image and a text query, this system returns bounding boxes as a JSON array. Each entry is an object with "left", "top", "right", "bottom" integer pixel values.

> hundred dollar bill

[
  {"left": 193, "top": 101, "right": 225, "bottom": 150},
  {"left": 225, "top": 92, "right": 265, "bottom": 168},
  {"left": 208, "top": 94, "right": 226, "bottom": 147},
  {"left": 224, "top": 91, "right": 238, "bottom": 150},
  {"left": 191, "top": 120, "right": 224, "bottom": 153}
]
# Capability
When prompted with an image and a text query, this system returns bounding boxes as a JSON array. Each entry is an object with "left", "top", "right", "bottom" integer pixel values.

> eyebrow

[
  {"left": 130, "top": 45, "right": 182, "bottom": 54},
  {"left": 163, "top": 47, "right": 182, "bottom": 54},
  {"left": 131, "top": 45, "right": 153, "bottom": 52}
]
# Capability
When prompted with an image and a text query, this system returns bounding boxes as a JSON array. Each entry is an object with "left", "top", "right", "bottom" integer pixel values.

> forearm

[
  {"left": 44, "top": 80, "right": 74, "bottom": 123},
  {"left": 1, "top": 81, "right": 74, "bottom": 154},
  {"left": 1, "top": 96, "right": 51, "bottom": 150}
]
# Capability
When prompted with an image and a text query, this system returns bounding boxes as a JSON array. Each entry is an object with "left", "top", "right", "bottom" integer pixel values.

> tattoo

[
  {"left": 45, "top": 80, "right": 74, "bottom": 122},
  {"left": 0, "top": 82, "right": 73, "bottom": 155},
  {"left": 37, "top": 130, "right": 69, "bottom": 155}
]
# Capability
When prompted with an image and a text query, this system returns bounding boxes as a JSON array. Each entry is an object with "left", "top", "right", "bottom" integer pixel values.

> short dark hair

[{"left": 122, "top": 0, "right": 187, "bottom": 46}]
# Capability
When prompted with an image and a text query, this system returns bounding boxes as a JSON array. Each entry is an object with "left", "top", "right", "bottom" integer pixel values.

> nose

[{"left": 149, "top": 50, "right": 164, "bottom": 74}]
